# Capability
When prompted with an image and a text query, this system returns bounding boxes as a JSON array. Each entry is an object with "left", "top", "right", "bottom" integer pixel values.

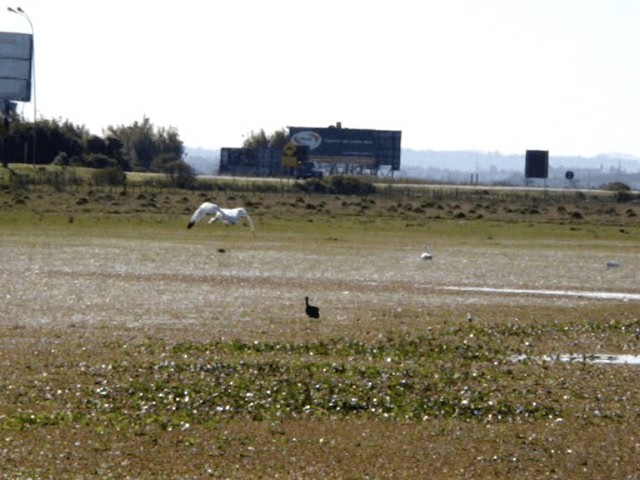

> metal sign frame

[{"left": 0, "top": 31, "right": 33, "bottom": 101}]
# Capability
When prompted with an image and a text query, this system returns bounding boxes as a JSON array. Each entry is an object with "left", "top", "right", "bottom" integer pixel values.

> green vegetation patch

[{"left": 4, "top": 315, "right": 640, "bottom": 434}]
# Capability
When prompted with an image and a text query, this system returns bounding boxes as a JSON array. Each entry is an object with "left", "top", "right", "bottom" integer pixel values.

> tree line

[{"left": 1, "top": 115, "right": 194, "bottom": 185}]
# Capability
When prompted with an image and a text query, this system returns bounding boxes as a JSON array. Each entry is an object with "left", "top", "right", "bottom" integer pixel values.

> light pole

[{"left": 7, "top": 6, "right": 36, "bottom": 166}]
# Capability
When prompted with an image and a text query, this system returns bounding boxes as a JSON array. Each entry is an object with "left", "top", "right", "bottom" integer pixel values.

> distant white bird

[
  {"left": 187, "top": 202, "right": 255, "bottom": 233},
  {"left": 421, "top": 243, "right": 433, "bottom": 260}
]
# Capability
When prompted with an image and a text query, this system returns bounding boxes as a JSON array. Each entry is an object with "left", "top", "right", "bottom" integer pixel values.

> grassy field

[{"left": 1, "top": 177, "right": 640, "bottom": 478}]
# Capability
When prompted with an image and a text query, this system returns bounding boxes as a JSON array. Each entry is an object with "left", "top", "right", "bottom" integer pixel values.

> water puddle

[
  {"left": 443, "top": 286, "right": 640, "bottom": 302},
  {"left": 511, "top": 353, "right": 640, "bottom": 366}
]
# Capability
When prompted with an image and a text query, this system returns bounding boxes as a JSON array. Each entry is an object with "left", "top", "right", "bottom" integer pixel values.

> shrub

[
  {"left": 605, "top": 181, "right": 631, "bottom": 192},
  {"left": 163, "top": 160, "right": 196, "bottom": 189},
  {"left": 52, "top": 152, "right": 70, "bottom": 166},
  {"left": 91, "top": 166, "right": 127, "bottom": 186},
  {"left": 299, "top": 178, "right": 329, "bottom": 193},
  {"left": 615, "top": 190, "right": 634, "bottom": 203},
  {"left": 327, "top": 176, "right": 376, "bottom": 196},
  {"left": 85, "top": 154, "right": 118, "bottom": 169},
  {"left": 294, "top": 176, "right": 376, "bottom": 195}
]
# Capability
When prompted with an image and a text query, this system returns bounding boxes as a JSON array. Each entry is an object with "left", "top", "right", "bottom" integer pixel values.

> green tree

[
  {"left": 103, "top": 136, "right": 127, "bottom": 170},
  {"left": 85, "top": 134, "right": 108, "bottom": 155},
  {"left": 5, "top": 118, "right": 87, "bottom": 165},
  {"left": 242, "top": 128, "right": 288, "bottom": 150},
  {"left": 242, "top": 129, "right": 269, "bottom": 149},
  {"left": 268, "top": 128, "right": 288, "bottom": 149},
  {"left": 105, "top": 116, "right": 184, "bottom": 172}
]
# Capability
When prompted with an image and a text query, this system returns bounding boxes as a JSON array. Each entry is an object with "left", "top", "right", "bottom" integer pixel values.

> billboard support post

[{"left": 6, "top": 7, "right": 36, "bottom": 165}]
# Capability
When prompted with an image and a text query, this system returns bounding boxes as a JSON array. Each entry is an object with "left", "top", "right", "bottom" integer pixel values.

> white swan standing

[{"left": 187, "top": 202, "right": 254, "bottom": 233}]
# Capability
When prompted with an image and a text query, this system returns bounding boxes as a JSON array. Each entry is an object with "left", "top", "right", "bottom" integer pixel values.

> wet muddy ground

[
  {"left": 2, "top": 193, "right": 640, "bottom": 477},
  {"left": 2, "top": 226, "right": 639, "bottom": 340}
]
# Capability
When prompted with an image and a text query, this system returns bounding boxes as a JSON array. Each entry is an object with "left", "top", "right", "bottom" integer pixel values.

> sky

[{"left": 1, "top": 0, "right": 639, "bottom": 157}]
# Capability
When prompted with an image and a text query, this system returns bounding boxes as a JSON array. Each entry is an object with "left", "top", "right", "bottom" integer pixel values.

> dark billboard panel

[
  {"left": 288, "top": 126, "right": 401, "bottom": 170},
  {"left": 525, "top": 150, "right": 549, "bottom": 178},
  {"left": 0, "top": 31, "right": 33, "bottom": 101}
]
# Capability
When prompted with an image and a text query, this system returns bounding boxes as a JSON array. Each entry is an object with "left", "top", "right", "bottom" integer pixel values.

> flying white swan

[{"left": 187, "top": 202, "right": 255, "bottom": 233}]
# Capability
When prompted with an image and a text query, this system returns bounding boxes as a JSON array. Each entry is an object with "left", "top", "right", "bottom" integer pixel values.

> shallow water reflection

[
  {"left": 511, "top": 353, "right": 640, "bottom": 366},
  {"left": 445, "top": 286, "right": 640, "bottom": 302}
]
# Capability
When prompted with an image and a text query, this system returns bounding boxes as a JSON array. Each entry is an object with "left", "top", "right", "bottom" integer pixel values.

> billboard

[
  {"left": 525, "top": 150, "right": 549, "bottom": 179},
  {"left": 288, "top": 126, "right": 402, "bottom": 170},
  {"left": 0, "top": 31, "right": 33, "bottom": 101}
]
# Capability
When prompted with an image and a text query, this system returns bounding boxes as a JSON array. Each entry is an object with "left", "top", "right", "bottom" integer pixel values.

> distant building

[
  {"left": 218, "top": 124, "right": 401, "bottom": 177},
  {"left": 218, "top": 147, "right": 283, "bottom": 177}
]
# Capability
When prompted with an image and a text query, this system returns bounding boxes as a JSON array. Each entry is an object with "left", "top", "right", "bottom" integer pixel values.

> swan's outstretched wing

[
  {"left": 240, "top": 209, "right": 255, "bottom": 233},
  {"left": 187, "top": 202, "right": 219, "bottom": 229}
]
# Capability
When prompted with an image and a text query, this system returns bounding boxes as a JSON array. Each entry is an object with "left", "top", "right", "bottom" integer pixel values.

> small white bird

[
  {"left": 421, "top": 242, "right": 433, "bottom": 260},
  {"left": 187, "top": 202, "right": 255, "bottom": 233}
]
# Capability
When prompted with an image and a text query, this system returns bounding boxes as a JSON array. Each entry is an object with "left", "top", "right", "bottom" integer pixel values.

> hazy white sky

[{"left": 2, "top": 0, "right": 639, "bottom": 157}]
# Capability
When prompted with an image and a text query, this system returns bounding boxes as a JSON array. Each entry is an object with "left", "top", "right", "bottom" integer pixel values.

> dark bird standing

[{"left": 305, "top": 296, "right": 319, "bottom": 319}]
